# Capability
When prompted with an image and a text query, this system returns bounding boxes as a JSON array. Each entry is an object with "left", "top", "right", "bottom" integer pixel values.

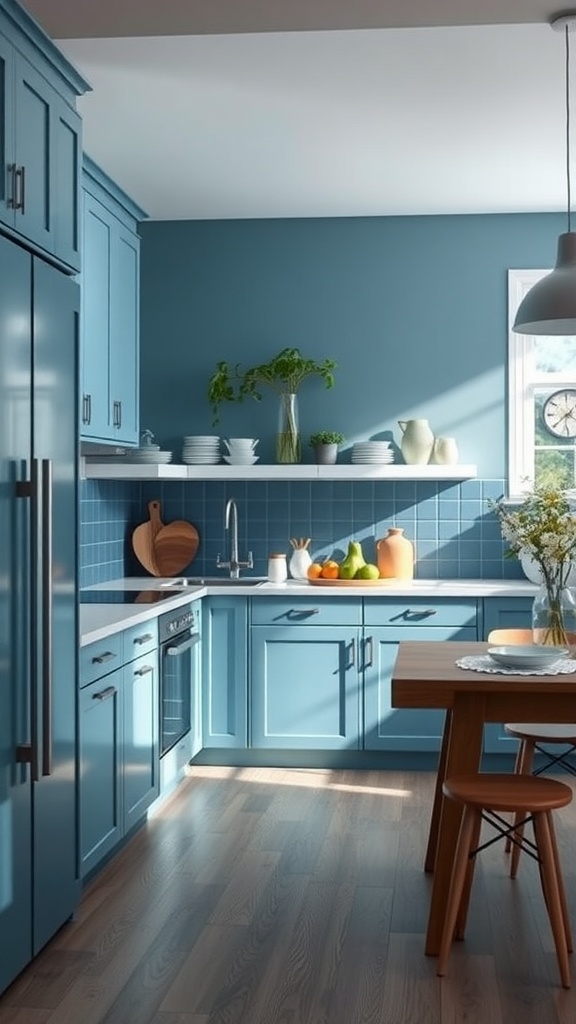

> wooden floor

[{"left": 1, "top": 765, "right": 576, "bottom": 1023}]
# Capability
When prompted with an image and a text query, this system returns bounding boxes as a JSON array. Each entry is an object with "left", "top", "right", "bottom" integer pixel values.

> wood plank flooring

[{"left": 1, "top": 766, "right": 576, "bottom": 1023}]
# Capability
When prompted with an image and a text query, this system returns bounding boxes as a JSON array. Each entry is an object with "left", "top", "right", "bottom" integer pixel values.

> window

[{"left": 508, "top": 269, "right": 576, "bottom": 498}]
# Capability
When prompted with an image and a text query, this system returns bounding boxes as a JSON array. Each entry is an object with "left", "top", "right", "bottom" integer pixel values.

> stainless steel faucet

[{"left": 216, "top": 497, "right": 253, "bottom": 578}]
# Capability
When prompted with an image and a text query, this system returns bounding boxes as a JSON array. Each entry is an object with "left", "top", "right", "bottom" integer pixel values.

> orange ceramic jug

[{"left": 376, "top": 528, "right": 414, "bottom": 579}]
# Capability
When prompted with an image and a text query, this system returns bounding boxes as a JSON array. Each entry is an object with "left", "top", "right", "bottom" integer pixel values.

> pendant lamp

[{"left": 514, "top": 12, "right": 576, "bottom": 335}]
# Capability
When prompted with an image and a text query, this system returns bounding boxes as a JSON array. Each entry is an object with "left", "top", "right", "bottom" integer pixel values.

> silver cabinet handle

[
  {"left": 363, "top": 635, "right": 374, "bottom": 669},
  {"left": 390, "top": 607, "right": 438, "bottom": 622},
  {"left": 346, "top": 638, "right": 355, "bottom": 670},
  {"left": 286, "top": 608, "right": 320, "bottom": 620},
  {"left": 17, "top": 164, "right": 25, "bottom": 213},
  {"left": 93, "top": 685, "right": 117, "bottom": 702},
  {"left": 134, "top": 664, "right": 154, "bottom": 676},
  {"left": 113, "top": 400, "right": 122, "bottom": 428},
  {"left": 133, "top": 633, "right": 154, "bottom": 645},
  {"left": 82, "top": 394, "right": 91, "bottom": 425},
  {"left": 92, "top": 650, "right": 118, "bottom": 665},
  {"left": 41, "top": 459, "right": 53, "bottom": 777}
]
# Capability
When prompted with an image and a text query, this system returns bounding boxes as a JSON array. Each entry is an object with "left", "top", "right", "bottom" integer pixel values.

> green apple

[{"left": 356, "top": 563, "right": 380, "bottom": 580}]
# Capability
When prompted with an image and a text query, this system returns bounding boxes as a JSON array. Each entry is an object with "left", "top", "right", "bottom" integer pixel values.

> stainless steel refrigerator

[{"left": 0, "top": 233, "right": 79, "bottom": 993}]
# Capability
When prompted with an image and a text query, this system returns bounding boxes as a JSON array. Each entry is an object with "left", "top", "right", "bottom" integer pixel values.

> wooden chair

[
  {"left": 487, "top": 627, "right": 576, "bottom": 875},
  {"left": 437, "top": 773, "right": 573, "bottom": 988}
]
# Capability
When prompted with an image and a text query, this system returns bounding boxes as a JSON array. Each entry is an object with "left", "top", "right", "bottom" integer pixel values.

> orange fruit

[
  {"left": 320, "top": 560, "right": 340, "bottom": 579},
  {"left": 307, "top": 562, "right": 323, "bottom": 580}
]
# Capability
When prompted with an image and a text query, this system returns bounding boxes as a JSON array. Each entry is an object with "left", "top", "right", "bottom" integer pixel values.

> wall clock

[{"left": 542, "top": 388, "right": 576, "bottom": 438}]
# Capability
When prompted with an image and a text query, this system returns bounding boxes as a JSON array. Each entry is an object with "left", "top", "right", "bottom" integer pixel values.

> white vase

[
  {"left": 398, "top": 418, "right": 434, "bottom": 465},
  {"left": 430, "top": 436, "right": 459, "bottom": 465},
  {"left": 289, "top": 548, "right": 312, "bottom": 580}
]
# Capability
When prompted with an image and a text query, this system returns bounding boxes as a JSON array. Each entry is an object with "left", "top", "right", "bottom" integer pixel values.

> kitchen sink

[{"left": 163, "top": 577, "right": 267, "bottom": 588}]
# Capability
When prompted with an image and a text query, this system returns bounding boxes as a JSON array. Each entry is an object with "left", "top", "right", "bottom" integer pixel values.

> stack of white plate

[
  {"left": 351, "top": 441, "right": 394, "bottom": 464},
  {"left": 182, "top": 435, "right": 221, "bottom": 464},
  {"left": 127, "top": 446, "right": 173, "bottom": 464}
]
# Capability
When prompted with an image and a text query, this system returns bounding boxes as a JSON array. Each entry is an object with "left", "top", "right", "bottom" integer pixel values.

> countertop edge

[{"left": 79, "top": 577, "right": 538, "bottom": 646}]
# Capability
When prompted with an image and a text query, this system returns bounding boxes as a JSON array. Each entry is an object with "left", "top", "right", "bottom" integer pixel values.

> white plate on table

[{"left": 487, "top": 645, "right": 570, "bottom": 670}]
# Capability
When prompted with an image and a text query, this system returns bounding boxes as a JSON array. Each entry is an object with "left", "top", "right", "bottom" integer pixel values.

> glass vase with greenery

[{"left": 207, "top": 347, "right": 337, "bottom": 464}]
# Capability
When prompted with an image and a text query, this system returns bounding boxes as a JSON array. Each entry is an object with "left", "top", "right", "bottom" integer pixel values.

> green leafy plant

[
  {"left": 207, "top": 347, "right": 337, "bottom": 424},
  {"left": 308, "top": 431, "right": 345, "bottom": 447}
]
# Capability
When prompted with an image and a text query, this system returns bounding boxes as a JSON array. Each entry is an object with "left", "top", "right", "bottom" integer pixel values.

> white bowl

[
  {"left": 487, "top": 645, "right": 570, "bottom": 669},
  {"left": 222, "top": 455, "right": 259, "bottom": 465}
]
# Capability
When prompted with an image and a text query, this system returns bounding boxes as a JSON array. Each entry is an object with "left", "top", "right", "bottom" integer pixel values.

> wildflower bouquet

[{"left": 489, "top": 486, "right": 576, "bottom": 644}]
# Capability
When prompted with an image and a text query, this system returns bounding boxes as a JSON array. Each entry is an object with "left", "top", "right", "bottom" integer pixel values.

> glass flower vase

[
  {"left": 532, "top": 582, "right": 576, "bottom": 646},
  {"left": 276, "top": 393, "right": 301, "bottom": 464}
]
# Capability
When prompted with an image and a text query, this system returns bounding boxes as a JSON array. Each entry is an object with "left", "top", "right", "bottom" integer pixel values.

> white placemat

[{"left": 456, "top": 655, "right": 576, "bottom": 676}]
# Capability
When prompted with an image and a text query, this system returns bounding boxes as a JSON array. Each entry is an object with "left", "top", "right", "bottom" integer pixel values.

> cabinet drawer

[
  {"left": 251, "top": 597, "right": 362, "bottom": 627},
  {"left": 364, "top": 598, "right": 478, "bottom": 629},
  {"left": 122, "top": 620, "right": 158, "bottom": 663},
  {"left": 80, "top": 633, "right": 123, "bottom": 687}
]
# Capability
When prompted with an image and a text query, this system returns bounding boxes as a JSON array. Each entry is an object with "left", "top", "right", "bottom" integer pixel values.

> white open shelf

[{"left": 82, "top": 461, "right": 478, "bottom": 482}]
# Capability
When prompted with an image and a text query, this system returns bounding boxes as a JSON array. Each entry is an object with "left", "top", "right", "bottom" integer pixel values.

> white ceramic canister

[
  {"left": 397, "top": 418, "right": 435, "bottom": 465},
  {"left": 431, "top": 436, "right": 459, "bottom": 465},
  {"left": 268, "top": 552, "right": 288, "bottom": 583}
]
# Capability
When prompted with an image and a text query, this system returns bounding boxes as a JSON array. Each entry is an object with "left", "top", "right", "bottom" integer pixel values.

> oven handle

[{"left": 165, "top": 633, "right": 200, "bottom": 656}]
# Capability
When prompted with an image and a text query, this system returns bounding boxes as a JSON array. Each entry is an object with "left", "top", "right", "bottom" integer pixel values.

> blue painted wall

[
  {"left": 138, "top": 211, "right": 564, "bottom": 474},
  {"left": 80, "top": 210, "right": 565, "bottom": 586}
]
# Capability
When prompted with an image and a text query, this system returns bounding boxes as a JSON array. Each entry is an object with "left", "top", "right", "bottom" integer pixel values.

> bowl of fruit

[{"left": 307, "top": 541, "right": 386, "bottom": 586}]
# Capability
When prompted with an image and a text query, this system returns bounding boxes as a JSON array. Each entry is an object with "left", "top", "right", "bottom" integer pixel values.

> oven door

[{"left": 160, "top": 628, "right": 200, "bottom": 757}]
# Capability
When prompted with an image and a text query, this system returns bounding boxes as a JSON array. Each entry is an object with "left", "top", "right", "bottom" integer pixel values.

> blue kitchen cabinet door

[
  {"left": 81, "top": 160, "right": 144, "bottom": 445},
  {"left": 364, "top": 625, "right": 477, "bottom": 751},
  {"left": 79, "top": 670, "right": 122, "bottom": 878},
  {"left": 109, "top": 222, "right": 140, "bottom": 444},
  {"left": 0, "top": 47, "right": 81, "bottom": 270},
  {"left": 251, "top": 626, "right": 361, "bottom": 750},
  {"left": 80, "top": 191, "right": 112, "bottom": 440},
  {"left": 202, "top": 597, "right": 248, "bottom": 748},
  {"left": 123, "top": 650, "right": 159, "bottom": 831},
  {"left": 482, "top": 596, "right": 533, "bottom": 754}
]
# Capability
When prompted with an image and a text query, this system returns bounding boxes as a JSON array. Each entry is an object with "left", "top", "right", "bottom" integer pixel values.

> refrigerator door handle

[{"left": 41, "top": 459, "right": 53, "bottom": 777}]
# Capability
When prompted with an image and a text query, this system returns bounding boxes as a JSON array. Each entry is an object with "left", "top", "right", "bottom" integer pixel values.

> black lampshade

[{"left": 513, "top": 232, "right": 576, "bottom": 334}]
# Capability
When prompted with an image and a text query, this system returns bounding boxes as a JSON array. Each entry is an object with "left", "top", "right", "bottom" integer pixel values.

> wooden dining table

[{"left": 391, "top": 640, "right": 576, "bottom": 956}]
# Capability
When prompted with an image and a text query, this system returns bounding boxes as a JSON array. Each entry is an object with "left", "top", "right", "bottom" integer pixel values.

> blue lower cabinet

[
  {"left": 251, "top": 626, "right": 361, "bottom": 750},
  {"left": 202, "top": 597, "right": 248, "bottom": 748},
  {"left": 364, "top": 626, "right": 477, "bottom": 751},
  {"left": 482, "top": 596, "right": 533, "bottom": 754},
  {"left": 79, "top": 670, "right": 122, "bottom": 877},
  {"left": 123, "top": 650, "right": 159, "bottom": 831},
  {"left": 79, "top": 639, "right": 159, "bottom": 877}
]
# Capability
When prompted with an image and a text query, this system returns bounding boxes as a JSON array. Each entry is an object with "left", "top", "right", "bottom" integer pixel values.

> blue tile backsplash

[{"left": 79, "top": 477, "right": 523, "bottom": 587}]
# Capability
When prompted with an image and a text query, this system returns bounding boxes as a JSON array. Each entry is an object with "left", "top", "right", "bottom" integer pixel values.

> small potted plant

[
  {"left": 207, "top": 347, "right": 337, "bottom": 464},
  {"left": 309, "top": 430, "right": 345, "bottom": 465}
]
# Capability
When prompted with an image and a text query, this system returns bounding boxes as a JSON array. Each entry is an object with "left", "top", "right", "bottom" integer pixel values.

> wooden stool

[
  {"left": 504, "top": 723, "right": 576, "bottom": 876},
  {"left": 437, "top": 773, "right": 573, "bottom": 988}
]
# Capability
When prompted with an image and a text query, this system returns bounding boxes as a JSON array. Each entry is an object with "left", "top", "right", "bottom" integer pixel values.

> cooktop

[{"left": 79, "top": 589, "right": 185, "bottom": 605}]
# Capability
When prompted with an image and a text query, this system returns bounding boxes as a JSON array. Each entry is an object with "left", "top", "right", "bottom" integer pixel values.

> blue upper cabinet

[
  {"left": 0, "top": 1, "right": 88, "bottom": 270},
  {"left": 81, "top": 157, "right": 146, "bottom": 445}
]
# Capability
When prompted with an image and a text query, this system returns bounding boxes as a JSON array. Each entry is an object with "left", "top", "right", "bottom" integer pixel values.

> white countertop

[{"left": 79, "top": 576, "right": 538, "bottom": 646}]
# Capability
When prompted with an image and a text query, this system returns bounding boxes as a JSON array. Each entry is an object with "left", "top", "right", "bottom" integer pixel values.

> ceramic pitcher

[{"left": 397, "top": 418, "right": 434, "bottom": 465}]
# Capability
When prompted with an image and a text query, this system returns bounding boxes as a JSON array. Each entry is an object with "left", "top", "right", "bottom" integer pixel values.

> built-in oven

[{"left": 158, "top": 602, "right": 200, "bottom": 757}]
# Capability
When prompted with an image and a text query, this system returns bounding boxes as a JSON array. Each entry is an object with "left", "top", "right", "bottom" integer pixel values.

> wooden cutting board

[
  {"left": 131, "top": 500, "right": 164, "bottom": 575},
  {"left": 153, "top": 519, "right": 200, "bottom": 577}
]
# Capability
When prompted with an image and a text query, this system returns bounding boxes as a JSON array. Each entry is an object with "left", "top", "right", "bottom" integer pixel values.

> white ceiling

[{"left": 19, "top": 1, "right": 576, "bottom": 220}]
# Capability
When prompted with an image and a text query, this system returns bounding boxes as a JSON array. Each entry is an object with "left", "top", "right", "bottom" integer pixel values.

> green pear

[
  {"left": 338, "top": 540, "right": 366, "bottom": 579},
  {"left": 356, "top": 563, "right": 380, "bottom": 580}
]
